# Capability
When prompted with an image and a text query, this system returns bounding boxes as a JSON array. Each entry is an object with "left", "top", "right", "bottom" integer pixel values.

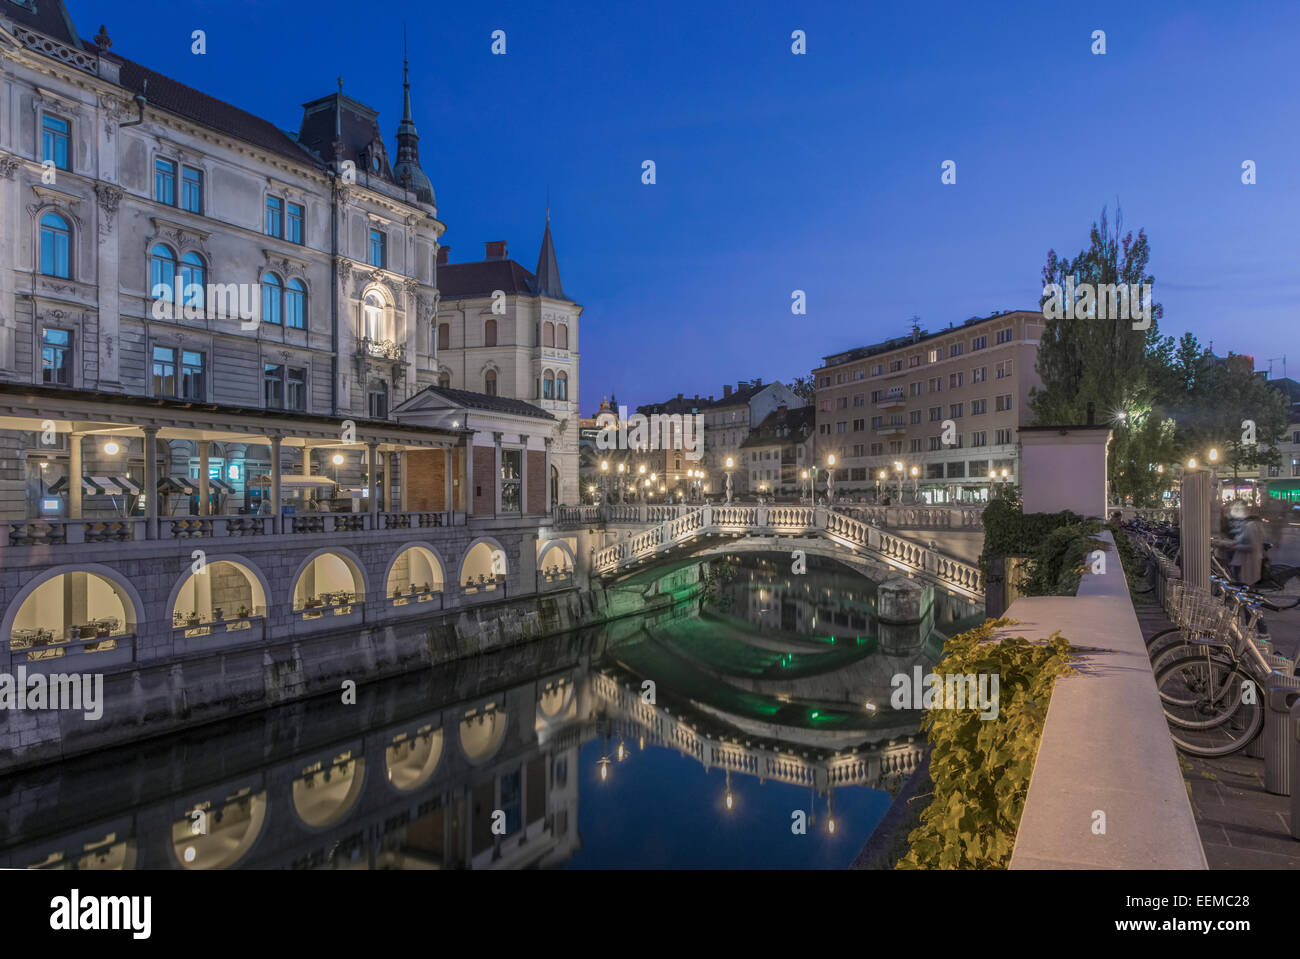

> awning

[
  {"left": 158, "top": 475, "right": 197, "bottom": 494},
  {"left": 208, "top": 477, "right": 235, "bottom": 493},
  {"left": 248, "top": 474, "right": 338, "bottom": 488},
  {"left": 48, "top": 475, "right": 141, "bottom": 495}
]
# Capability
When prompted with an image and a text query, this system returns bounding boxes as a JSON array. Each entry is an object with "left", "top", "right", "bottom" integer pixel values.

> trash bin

[{"left": 1263, "top": 674, "right": 1300, "bottom": 796}]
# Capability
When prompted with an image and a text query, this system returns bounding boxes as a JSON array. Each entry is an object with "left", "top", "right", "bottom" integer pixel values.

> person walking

[{"left": 1231, "top": 510, "right": 1265, "bottom": 586}]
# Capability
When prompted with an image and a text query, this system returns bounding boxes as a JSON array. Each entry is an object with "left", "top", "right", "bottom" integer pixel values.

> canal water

[{"left": 0, "top": 555, "right": 982, "bottom": 870}]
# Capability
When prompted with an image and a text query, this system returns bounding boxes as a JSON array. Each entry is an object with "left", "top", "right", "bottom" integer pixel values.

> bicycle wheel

[{"left": 1154, "top": 654, "right": 1263, "bottom": 756}]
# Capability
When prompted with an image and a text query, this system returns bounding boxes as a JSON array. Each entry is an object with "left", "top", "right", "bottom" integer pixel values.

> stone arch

[
  {"left": 166, "top": 554, "right": 270, "bottom": 626},
  {"left": 290, "top": 547, "right": 367, "bottom": 610},
  {"left": 3, "top": 563, "right": 144, "bottom": 644},
  {"left": 537, "top": 539, "right": 575, "bottom": 573},
  {"left": 383, "top": 541, "right": 447, "bottom": 599},
  {"left": 459, "top": 537, "right": 507, "bottom": 587}
]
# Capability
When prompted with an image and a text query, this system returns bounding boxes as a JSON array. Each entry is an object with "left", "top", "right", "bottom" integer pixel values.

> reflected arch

[
  {"left": 171, "top": 790, "right": 269, "bottom": 870},
  {"left": 458, "top": 702, "right": 508, "bottom": 766},
  {"left": 292, "top": 753, "right": 366, "bottom": 828},
  {"left": 385, "top": 725, "right": 445, "bottom": 791}
]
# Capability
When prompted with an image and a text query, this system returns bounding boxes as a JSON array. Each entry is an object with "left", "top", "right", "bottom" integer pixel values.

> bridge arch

[
  {"left": 290, "top": 547, "right": 367, "bottom": 611},
  {"left": 166, "top": 554, "right": 270, "bottom": 626},
  {"left": 3, "top": 563, "right": 145, "bottom": 647},
  {"left": 385, "top": 725, "right": 445, "bottom": 791},
  {"left": 458, "top": 702, "right": 508, "bottom": 766},
  {"left": 292, "top": 753, "right": 367, "bottom": 828}
]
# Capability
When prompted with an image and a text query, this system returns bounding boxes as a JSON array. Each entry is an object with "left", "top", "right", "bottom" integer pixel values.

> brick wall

[
  {"left": 527, "top": 450, "right": 546, "bottom": 514},
  {"left": 405, "top": 450, "right": 447, "bottom": 510},
  {"left": 473, "top": 445, "right": 495, "bottom": 515}
]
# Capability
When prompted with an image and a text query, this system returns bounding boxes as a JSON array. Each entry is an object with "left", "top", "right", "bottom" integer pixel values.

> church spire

[
  {"left": 391, "top": 42, "right": 435, "bottom": 205},
  {"left": 534, "top": 213, "right": 567, "bottom": 300}
]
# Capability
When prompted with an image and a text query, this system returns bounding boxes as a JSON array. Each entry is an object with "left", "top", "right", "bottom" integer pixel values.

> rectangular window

[
  {"left": 889, "top": 359, "right": 903, "bottom": 372},
  {"left": 972, "top": 398, "right": 987, "bottom": 415},
  {"left": 996, "top": 394, "right": 1013, "bottom": 412},
  {"left": 369, "top": 229, "right": 386, "bottom": 268},
  {"left": 969, "top": 460, "right": 989, "bottom": 476},
  {"left": 910, "top": 382, "right": 922, "bottom": 396},
  {"left": 870, "top": 443, "right": 883, "bottom": 455},
  {"left": 287, "top": 202, "right": 304, "bottom": 244},
  {"left": 929, "top": 406, "right": 942, "bottom": 422},
  {"left": 368, "top": 380, "right": 388, "bottom": 418},
  {"left": 154, "top": 158, "right": 176, "bottom": 205},
  {"left": 888, "top": 441, "right": 902, "bottom": 454},
  {"left": 996, "top": 428, "right": 1013, "bottom": 444},
  {"left": 264, "top": 363, "right": 285, "bottom": 408},
  {"left": 836, "top": 372, "right": 845, "bottom": 384},
  {"left": 929, "top": 436, "right": 941, "bottom": 451},
  {"left": 42, "top": 114, "right": 70, "bottom": 170},
  {"left": 854, "top": 369, "right": 866, "bottom": 380},
  {"left": 949, "top": 372, "right": 963, "bottom": 388},
  {"left": 972, "top": 431, "right": 987, "bottom": 447},
  {"left": 950, "top": 403, "right": 963, "bottom": 418},
  {"left": 854, "top": 394, "right": 865, "bottom": 406},
  {"left": 287, "top": 367, "right": 307, "bottom": 411},
  {"left": 910, "top": 410, "right": 921, "bottom": 424},
  {"left": 181, "top": 350, "right": 205, "bottom": 401},
  {"left": 181, "top": 166, "right": 203, "bottom": 213},
  {"left": 152, "top": 345, "right": 177, "bottom": 396},
  {"left": 927, "top": 349, "right": 939, "bottom": 363},
  {"left": 41, "top": 328, "right": 71, "bottom": 385},
  {"left": 997, "top": 327, "right": 1013, "bottom": 344},
  {"left": 820, "top": 376, "right": 831, "bottom": 387},
  {"left": 909, "top": 439, "right": 922, "bottom": 452},
  {"left": 951, "top": 343, "right": 963, "bottom": 357},
  {"left": 871, "top": 390, "right": 882, "bottom": 403},
  {"left": 871, "top": 364, "right": 883, "bottom": 376},
  {"left": 973, "top": 367, "right": 986, "bottom": 383},
  {"left": 853, "top": 418, "right": 865, "bottom": 431},
  {"left": 852, "top": 444, "right": 865, "bottom": 457},
  {"left": 909, "top": 354, "right": 921, "bottom": 368},
  {"left": 838, "top": 396, "right": 849, "bottom": 409},
  {"left": 972, "top": 335, "right": 987, "bottom": 351},
  {"left": 927, "top": 463, "right": 945, "bottom": 479},
  {"left": 871, "top": 416, "right": 883, "bottom": 429},
  {"left": 928, "top": 377, "right": 942, "bottom": 393},
  {"left": 501, "top": 449, "right": 522, "bottom": 512},
  {"left": 837, "top": 421, "right": 847, "bottom": 434},
  {"left": 947, "top": 461, "right": 966, "bottom": 478},
  {"left": 266, "top": 196, "right": 283, "bottom": 237}
]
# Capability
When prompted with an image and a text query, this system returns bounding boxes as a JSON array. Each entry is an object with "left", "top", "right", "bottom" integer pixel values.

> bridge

[{"left": 555, "top": 503, "right": 987, "bottom": 600}]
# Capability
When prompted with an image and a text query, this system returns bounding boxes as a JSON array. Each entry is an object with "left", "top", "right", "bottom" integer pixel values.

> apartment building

[
  {"left": 811, "top": 311, "right": 1043, "bottom": 502},
  {"left": 739, "top": 405, "right": 815, "bottom": 498}
]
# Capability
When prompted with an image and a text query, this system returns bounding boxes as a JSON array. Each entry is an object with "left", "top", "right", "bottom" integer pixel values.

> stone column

[
  {"left": 544, "top": 437, "right": 553, "bottom": 513},
  {"left": 444, "top": 446, "right": 454, "bottom": 514},
  {"left": 69, "top": 431, "right": 83, "bottom": 519},
  {"left": 390, "top": 450, "right": 403, "bottom": 511},
  {"left": 270, "top": 435, "right": 283, "bottom": 533},
  {"left": 367, "top": 441, "right": 379, "bottom": 526},
  {"left": 464, "top": 437, "right": 474, "bottom": 517},
  {"left": 143, "top": 426, "right": 158, "bottom": 539},
  {"left": 1181, "top": 469, "right": 1212, "bottom": 592},
  {"left": 198, "top": 441, "right": 211, "bottom": 516},
  {"left": 519, "top": 434, "right": 529, "bottom": 516},
  {"left": 94, "top": 182, "right": 124, "bottom": 389},
  {"left": 493, "top": 432, "right": 503, "bottom": 518}
]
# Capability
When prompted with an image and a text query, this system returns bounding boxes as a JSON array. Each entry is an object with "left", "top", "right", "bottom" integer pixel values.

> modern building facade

[{"left": 811, "top": 311, "right": 1043, "bottom": 502}]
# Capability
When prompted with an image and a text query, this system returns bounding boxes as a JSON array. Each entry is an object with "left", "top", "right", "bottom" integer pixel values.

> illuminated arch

[
  {"left": 537, "top": 539, "right": 576, "bottom": 574},
  {"left": 292, "top": 754, "right": 366, "bottom": 828},
  {"left": 167, "top": 555, "right": 270, "bottom": 626},
  {"left": 290, "top": 547, "right": 367, "bottom": 612},
  {"left": 459, "top": 537, "right": 507, "bottom": 587},
  {"left": 172, "top": 790, "right": 269, "bottom": 870},
  {"left": 384, "top": 542, "right": 446, "bottom": 600},
  {"left": 3, "top": 564, "right": 142, "bottom": 646}
]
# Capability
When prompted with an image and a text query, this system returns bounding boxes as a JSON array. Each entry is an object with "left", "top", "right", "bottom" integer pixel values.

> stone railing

[
  {"left": 1110, "top": 506, "right": 1179, "bottom": 525},
  {"left": 556, "top": 502, "right": 983, "bottom": 531},
  {"left": 591, "top": 505, "right": 984, "bottom": 598}
]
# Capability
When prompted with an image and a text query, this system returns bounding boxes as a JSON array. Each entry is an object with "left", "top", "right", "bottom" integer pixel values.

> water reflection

[{"left": 0, "top": 555, "right": 980, "bottom": 869}]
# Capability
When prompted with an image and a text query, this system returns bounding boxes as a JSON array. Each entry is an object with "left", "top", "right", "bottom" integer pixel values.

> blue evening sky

[{"left": 68, "top": 0, "right": 1300, "bottom": 411}]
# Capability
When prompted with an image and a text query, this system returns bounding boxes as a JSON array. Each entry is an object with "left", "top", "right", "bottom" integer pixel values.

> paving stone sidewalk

[{"left": 1132, "top": 591, "right": 1300, "bottom": 868}]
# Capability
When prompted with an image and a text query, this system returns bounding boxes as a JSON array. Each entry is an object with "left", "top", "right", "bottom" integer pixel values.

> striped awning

[
  {"left": 48, "top": 475, "right": 141, "bottom": 495},
  {"left": 208, "top": 476, "right": 235, "bottom": 493},
  {"left": 158, "top": 475, "right": 197, "bottom": 494}
]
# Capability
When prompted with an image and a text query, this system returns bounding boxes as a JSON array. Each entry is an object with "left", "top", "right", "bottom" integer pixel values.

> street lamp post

[
  {"left": 801, "top": 469, "right": 810, "bottom": 506},
  {"left": 877, "top": 469, "right": 886, "bottom": 503},
  {"left": 910, "top": 465, "right": 919, "bottom": 500},
  {"left": 638, "top": 463, "right": 647, "bottom": 503},
  {"left": 894, "top": 460, "right": 904, "bottom": 502},
  {"left": 725, "top": 457, "right": 734, "bottom": 505},
  {"left": 600, "top": 460, "right": 609, "bottom": 505},
  {"left": 617, "top": 462, "right": 626, "bottom": 503},
  {"left": 826, "top": 454, "right": 836, "bottom": 505}
]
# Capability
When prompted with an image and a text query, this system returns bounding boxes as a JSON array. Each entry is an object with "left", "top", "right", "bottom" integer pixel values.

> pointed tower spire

[
  {"left": 534, "top": 213, "right": 567, "bottom": 300},
  {"left": 391, "top": 40, "right": 435, "bottom": 204}
]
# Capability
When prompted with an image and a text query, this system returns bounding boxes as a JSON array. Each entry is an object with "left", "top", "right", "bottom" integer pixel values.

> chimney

[
  {"left": 436, "top": 246, "right": 450, "bottom": 265},
  {"left": 723, "top": 385, "right": 732, "bottom": 398},
  {"left": 484, "top": 240, "right": 508, "bottom": 260}
]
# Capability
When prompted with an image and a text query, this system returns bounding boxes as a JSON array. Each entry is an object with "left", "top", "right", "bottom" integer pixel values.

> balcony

[{"left": 877, "top": 394, "right": 906, "bottom": 409}]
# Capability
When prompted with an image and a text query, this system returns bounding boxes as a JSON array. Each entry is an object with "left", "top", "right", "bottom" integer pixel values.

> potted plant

[{"left": 237, "top": 604, "right": 250, "bottom": 619}]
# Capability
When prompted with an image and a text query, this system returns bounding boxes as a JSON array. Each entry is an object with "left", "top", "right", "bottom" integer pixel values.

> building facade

[
  {"left": 433, "top": 229, "right": 581, "bottom": 507},
  {"left": 811, "top": 311, "right": 1043, "bottom": 502},
  {"left": 739, "top": 404, "right": 815, "bottom": 499}
]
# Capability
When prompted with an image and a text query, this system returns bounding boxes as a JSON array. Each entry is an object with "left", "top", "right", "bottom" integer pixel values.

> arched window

[
  {"left": 151, "top": 244, "right": 177, "bottom": 301},
  {"left": 557, "top": 324, "right": 568, "bottom": 349},
  {"left": 286, "top": 278, "right": 306, "bottom": 329},
  {"left": 437, "top": 323, "right": 449, "bottom": 351},
  {"left": 261, "top": 273, "right": 282, "bottom": 325},
  {"left": 543, "top": 371, "right": 555, "bottom": 400},
  {"left": 39, "top": 213, "right": 70, "bottom": 278},
  {"left": 557, "top": 371, "right": 568, "bottom": 401},
  {"left": 484, "top": 319, "right": 497, "bottom": 347},
  {"left": 364, "top": 292, "right": 384, "bottom": 341},
  {"left": 484, "top": 369, "right": 497, "bottom": 396},
  {"left": 180, "top": 252, "right": 205, "bottom": 310},
  {"left": 543, "top": 322, "right": 555, "bottom": 347}
]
